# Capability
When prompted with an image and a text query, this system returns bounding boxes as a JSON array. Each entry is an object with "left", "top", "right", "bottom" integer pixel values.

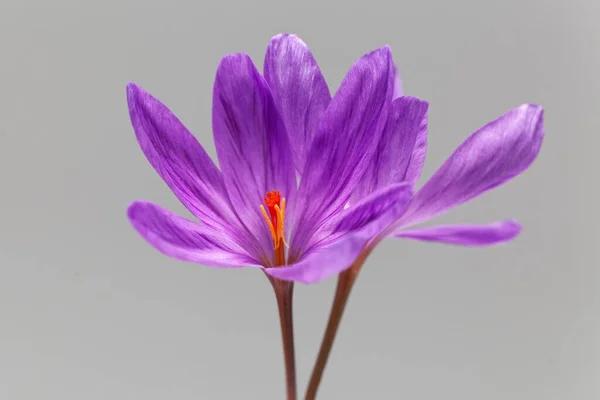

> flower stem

[
  {"left": 304, "top": 253, "right": 368, "bottom": 400},
  {"left": 270, "top": 277, "right": 297, "bottom": 400}
]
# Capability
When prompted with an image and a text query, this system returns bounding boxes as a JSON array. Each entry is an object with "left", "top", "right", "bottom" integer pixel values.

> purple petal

[
  {"left": 393, "top": 63, "right": 403, "bottom": 99},
  {"left": 126, "top": 83, "right": 234, "bottom": 230},
  {"left": 264, "top": 33, "right": 331, "bottom": 173},
  {"left": 354, "top": 96, "right": 428, "bottom": 201},
  {"left": 395, "top": 220, "right": 522, "bottom": 246},
  {"left": 290, "top": 46, "right": 396, "bottom": 258},
  {"left": 403, "top": 102, "right": 428, "bottom": 184},
  {"left": 334, "top": 183, "right": 413, "bottom": 234},
  {"left": 265, "top": 234, "right": 369, "bottom": 284},
  {"left": 212, "top": 53, "right": 297, "bottom": 261},
  {"left": 400, "top": 104, "right": 544, "bottom": 226},
  {"left": 266, "top": 183, "right": 412, "bottom": 284},
  {"left": 128, "top": 201, "right": 258, "bottom": 268}
]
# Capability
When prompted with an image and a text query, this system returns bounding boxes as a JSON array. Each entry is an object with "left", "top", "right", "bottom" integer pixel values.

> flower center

[{"left": 260, "top": 190, "right": 287, "bottom": 266}]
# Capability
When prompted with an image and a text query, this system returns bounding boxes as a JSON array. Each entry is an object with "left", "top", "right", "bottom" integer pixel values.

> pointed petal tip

[
  {"left": 355, "top": 45, "right": 394, "bottom": 82},
  {"left": 125, "top": 82, "right": 150, "bottom": 112},
  {"left": 126, "top": 200, "right": 154, "bottom": 224},
  {"left": 351, "top": 45, "right": 393, "bottom": 68},
  {"left": 368, "top": 44, "right": 392, "bottom": 59},
  {"left": 217, "top": 52, "right": 252, "bottom": 67},
  {"left": 504, "top": 219, "right": 523, "bottom": 235},
  {"left": 126, "top": 81, "right": 146, "bottom": 98},
  {"left": 395, "top": 95, "right": 430, "bottom": 111},
  {"left": 126, "top": 201, "right": 153, "bottom": 237},
  {"left": 126, "top": 82, "right": 138, "bottom": 103},
  {"left": 126, "top": 200, "right": 142, "bottom": 216},
  {"left": 215, "top": 53, "right": 256, "bottom": 83},
  {"left": 517, "top": 103, "right": 544, "bottom": 126},
  {"left": 269, "top": 32, "right": 304, "bottom": 45},
  {"left": 521, "top": 103, "right": 544, "bottom": 112},
  {"left": 519, "top": 102, "right": 545, "bottom": 151},
  {"left": 483, "top": 219, "right": 523, "bottom": 241}
]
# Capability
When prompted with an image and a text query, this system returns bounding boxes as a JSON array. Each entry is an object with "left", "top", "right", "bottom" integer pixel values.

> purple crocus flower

[
  {"left": 126, "top": 36, "right": 413, "bottom": 283},
  {"left": 127, "top": 34, "right": 543, "bottom": 286}
]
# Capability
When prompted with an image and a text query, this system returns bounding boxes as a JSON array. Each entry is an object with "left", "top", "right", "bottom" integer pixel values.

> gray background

[{"left": 0, "top": 0, "right": 597, "bottom": 399}]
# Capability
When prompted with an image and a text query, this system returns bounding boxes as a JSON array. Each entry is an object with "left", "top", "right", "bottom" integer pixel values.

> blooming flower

[
  {"left": 127, "top": 34, "right": 543, "bottom": 286},
  {"left": 126, "top": 35, "right": 413, "bottom": 284}
]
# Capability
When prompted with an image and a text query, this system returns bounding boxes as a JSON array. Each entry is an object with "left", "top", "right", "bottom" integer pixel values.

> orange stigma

[
  {"left": 260, "top": 190, "right": 288, "bottom": 266},
  {"left": 264, "top": 190, "right": 282, "bottom": 224}
]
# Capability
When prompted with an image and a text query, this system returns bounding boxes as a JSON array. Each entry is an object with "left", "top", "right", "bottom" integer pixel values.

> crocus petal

[
  {"left": 268, "top": 183, "right": 412, "bottom": 284},
  {"left": 212, "top": 53, "right": 297, "bottom": 261},
  {"left": 128, "top": 201, "right": 257, "bottom": 268},
  {"left": 403, "top": 102, "right": 428, "bottom": 184},
  {"left": 395, "top": 220, "right": 521, "bottom": 246},
  {"left": 334, "top": 183, "right": 413, "bottom": 234},
  {"left": 126, "top": 83, "right": 234, "bottom": 230},
  {"left": 290, "top": 46, "right": 396, "bottom": 257},
  {"left": 353, "top": 96, "right": 428, "bottom": 201},
  {"left": 265, "top": 234, "right": 369, "bottom": 284},
  {"left": 264, "top": 33, "right": 331, "bottom": 173},
  {"left": 392, "top": 63, "right": 403, "bottom": 99},
  {"left": 399, "top": 104, "right": 544, "bottom": 226}
]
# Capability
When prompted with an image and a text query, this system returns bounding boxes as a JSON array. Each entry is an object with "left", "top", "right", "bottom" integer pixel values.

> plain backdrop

[{"left": 0, "top": 0, "right": 598, "bottom": 399}]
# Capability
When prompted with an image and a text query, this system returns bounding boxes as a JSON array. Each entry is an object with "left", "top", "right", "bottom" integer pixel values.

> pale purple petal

[
  {"left": 353, "top": 96, "right": 428, "bottom": 201},
  {"left": 128, "top": 201, "right": 258, "bottom": 268},
  {"left": 393, "top": 63, "right": 403, "bottom": 99},
  {"left": 399, "top": 104, "right": 544, "bottom": 226},
  {"left": 395, "top": 220, "right": 521, "bottom": 246},
  {"left": 403, "top": 104, "right": 428, "bottom": 184},
  {"left": 266, "top": 183, "right": 412, "bottom": 284},
  {"left": 334, "top": 183, "right": 413, "bottom": 234},
  {"left": 212, "top": 53, "right": 297, "bottom": 262},
  {"left": 264, "top": 33, "right": 331, "bottom": 173},
  {"left": 290, "top": 46, "right": 396, "bottom": 259},
  {"left": 126, "top": 83, "right": 234, "bottom": 230}
]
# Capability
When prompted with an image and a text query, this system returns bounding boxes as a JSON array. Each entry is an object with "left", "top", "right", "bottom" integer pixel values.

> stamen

[
  {"left": 260, "top": 204, "right": 278, "bottom": 247},
  {"left": 260, "top": 190, "right": 288, "bottom": 255},
  {"left": 274, "top": 204, "right": 289, "bottom": 248}
]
